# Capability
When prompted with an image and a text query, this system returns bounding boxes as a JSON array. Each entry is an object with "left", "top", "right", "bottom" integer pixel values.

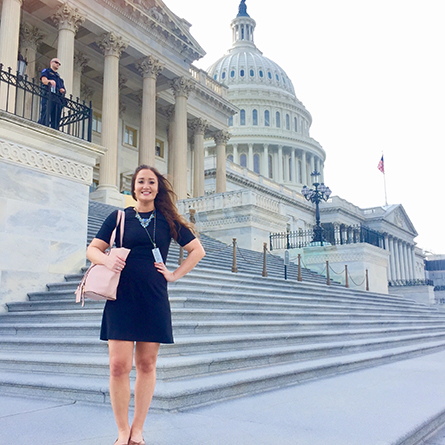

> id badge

[{"left": 152, "top": 247, "right": 163, "bottom": 263}]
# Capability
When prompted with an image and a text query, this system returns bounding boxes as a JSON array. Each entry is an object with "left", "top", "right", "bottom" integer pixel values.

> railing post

[
  {"left": 297, "top": 254, "right": 302, "bottom": 282},
  {"left": 262, "top": 242, "right": 267, "bottom": 277},
  {"left": 326, "top": 260, "right": 331, "bottom": 285},
  {"left": 232, "top": 238, "right": 238, "bottom": 273},
  {"left": 366, "top": 269, "right": 369, "bottom": 291},
  {"left": 189, "top": 208, "right": 196, "bottom": 224},
  {"left": 345, "top": 265, "right": 349, "bottom": 288},
  {"left": 178, "top": 246, "right": 184, "bottom": 265}
]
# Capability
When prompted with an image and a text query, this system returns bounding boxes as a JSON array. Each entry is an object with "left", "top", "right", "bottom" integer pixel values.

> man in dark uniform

[{"left": 38, "top": 58, "right": 66, "bottom": 129}]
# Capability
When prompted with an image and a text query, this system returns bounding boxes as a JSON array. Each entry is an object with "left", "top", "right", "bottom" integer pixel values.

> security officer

[{"left": 38, "top": 58, "right": 66, "bottom": 129}]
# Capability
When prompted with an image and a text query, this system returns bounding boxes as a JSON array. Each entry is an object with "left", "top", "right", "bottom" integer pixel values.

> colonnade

[
  {"left": 0, "top": 0, "right": 230, "bottom": 203},
  {"left": 385, "top": 236, "right": 417, "bottom": 283},
  {"left": 227, "top": 142, "right": 324, "bottom": 186}
]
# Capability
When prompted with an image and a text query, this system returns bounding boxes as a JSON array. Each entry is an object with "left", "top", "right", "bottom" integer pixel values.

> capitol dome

[{"left": 205, "top": 0, "right": 326, "bottom": 193}]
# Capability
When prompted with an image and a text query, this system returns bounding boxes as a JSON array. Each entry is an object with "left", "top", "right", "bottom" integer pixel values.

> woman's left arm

[{"left": 154, "top": 238, "right": 205, "bottom": 282}]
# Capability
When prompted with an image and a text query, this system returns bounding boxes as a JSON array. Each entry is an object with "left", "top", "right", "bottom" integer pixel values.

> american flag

[{"left": 377, "top": 155, "right": 384, "bottom": 173}]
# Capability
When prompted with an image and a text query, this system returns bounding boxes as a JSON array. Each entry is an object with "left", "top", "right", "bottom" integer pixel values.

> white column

[
  {"left": 190, "top": 118, "right": 209, "bottom": 197},
  {"left": 165, "top": 105, "right": 175, "bottom": 185},
  {"left": 0, "top": 0, "right": 23, "bottom": 111},
  {"left": 301, "top": 152, "right": 307, "bottom": 185},
  {"left": 19, "top": 23, "right": 45, "bottom": 119},
  {"left": 73, "top": 51, "right": 89, "bottom": 101},
  {"left": 214, "top": 130, "right": 231, "bottom": 193},
  {"left": 397, "top": 240, "right": 405, "bottom": 281},
  {"left": 320, "top": 160, "right": 325, "bottom": 183},
  {"left": 402, "top": 243, "right": 410, "bottom": 281},
  {"left": 171, "top": 77, "right": 193, "bottom": 199},
  {"left": 388, "top": 237, "right": 395, "bottom": 283},
  {"left": 52, "top": 3, "right": 85, "bottom": 97},
  {"left": 290, "top": 149, "right": 296, "bottom": 183},
  {"left": 94, "top": 32, "right": 127, "bottom": 205},
  {"left": 232, "top": 143, "right": 239, "bottom": 164},
  {"left": 262, "top": 144, "right": 269, "bottom": 177},
  {"left": 385, "top": 235, "right": 392, "bottom": 282},
  {"left": 248, "top": 143, "right": 254, "bottom": 170},
  {"left": 137, "top": 55, "right": 163, "bottom": 166},
  {"left": 278, "top": 145, "right": 283, "bottom": 183},
  {"left": 310, "top": 154, "right": 315, "bottom": 175}
]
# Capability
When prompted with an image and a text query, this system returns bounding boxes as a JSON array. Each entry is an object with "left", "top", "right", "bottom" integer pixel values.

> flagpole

[
  {"left": 378, "top": 154, "right": 388, "bottom": 206},
  {"left": 383, "top": 170, "right": 388, "bottom": 206}
]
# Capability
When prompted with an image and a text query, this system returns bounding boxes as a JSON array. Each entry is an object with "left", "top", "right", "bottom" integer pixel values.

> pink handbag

[{"left": 75, "top": 210, "right": 131, "bottom": 306}]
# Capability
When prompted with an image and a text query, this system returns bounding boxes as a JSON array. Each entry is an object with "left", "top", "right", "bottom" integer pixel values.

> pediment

[
  {"left": 370, "top": 204, "right": 418, "bottom": 236},
  {"left": 116, "top": 0, "right": 206, "bottom": 62}
]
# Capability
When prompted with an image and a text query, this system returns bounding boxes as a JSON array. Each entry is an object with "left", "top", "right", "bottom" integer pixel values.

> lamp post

[{"left": 301, "top": 170, "right": 332, "bottom": 245}]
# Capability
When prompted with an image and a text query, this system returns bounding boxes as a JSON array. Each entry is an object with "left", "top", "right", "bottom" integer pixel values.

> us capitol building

[{"left": 0, "top": 0, "right": 434, "bottom": 307}]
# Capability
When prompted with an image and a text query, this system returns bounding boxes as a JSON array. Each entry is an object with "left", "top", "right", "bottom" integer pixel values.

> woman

[{"left": 87, "top": 165, "right": 205, "bottom": 445}]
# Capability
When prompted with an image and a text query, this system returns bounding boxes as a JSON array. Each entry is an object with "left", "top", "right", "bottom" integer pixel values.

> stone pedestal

[
  {"left": 0, "top": 111, "right": 105, "bottom": 311},
  {"left": 389, "top": 285, "right": 436, "bottom": 306},
  {"left": 292, "top": 243, "right": 390, "bottom": 294}
]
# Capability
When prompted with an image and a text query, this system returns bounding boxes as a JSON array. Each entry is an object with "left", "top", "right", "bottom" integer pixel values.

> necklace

[
  {"left": 134, "top": 208, "right": 157, "bottom": 248},
  {"left": 134, "top": 208, "right": 155, "bottom": 228}
]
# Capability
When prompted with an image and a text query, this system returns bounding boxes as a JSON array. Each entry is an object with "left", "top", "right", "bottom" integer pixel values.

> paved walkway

[{"left": 2, "top": 350, "right": 445, "bottom": 445}]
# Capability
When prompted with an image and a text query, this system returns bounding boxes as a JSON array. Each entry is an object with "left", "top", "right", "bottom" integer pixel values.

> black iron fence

[
  {"left": 270, "top": 224, "right": 385, "bottom": 251},
  {"left": 0, "top": 64, "right": 92, "bottom": 141}
]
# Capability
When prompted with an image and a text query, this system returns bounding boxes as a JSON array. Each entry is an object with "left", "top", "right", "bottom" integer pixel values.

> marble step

[{"left": 0, "top": 340, "right": 444, "bottom": 410}]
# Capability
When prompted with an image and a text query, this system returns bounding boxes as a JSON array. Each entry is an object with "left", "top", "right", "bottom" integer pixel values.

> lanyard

[{"left": 135, "top": 209, "right": 157, "bottom": 248}]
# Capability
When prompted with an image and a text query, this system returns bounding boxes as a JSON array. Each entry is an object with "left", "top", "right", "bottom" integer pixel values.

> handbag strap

[{"left": 109, "top": 210, "right": 126, "bottom": 248}]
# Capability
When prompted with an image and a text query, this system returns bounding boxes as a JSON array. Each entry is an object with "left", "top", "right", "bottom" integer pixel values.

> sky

[{"left": 165, "top": 0, "right": 445, "bottom": 255}]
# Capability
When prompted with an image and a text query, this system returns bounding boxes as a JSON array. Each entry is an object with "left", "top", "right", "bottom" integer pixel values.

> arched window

[
  {"left": 264, "top": 110, "right": 270, "bottom": 126},
  {"left": 276, "top": 112, "right": 281, "bottom": 128},
  {"left": 259, "top": 70, "right": 264, "bottom": 78},
  {"left": 213, "top": 75, "right": 217, "bottom": 80},
  {"left": 286, "top": 114, "right": 290, "bottom": 130},
  {"left": 240, "top": 69, "right": 245, "bottom": 77},
  {"left": 228, "top": 115, "right": 233, "bottom": 126},
  {"left": 241, "top": 26, "right": 244, "bottom": 39},
  {"left": 240, "top": 109, "right": 246, "bottom": 125},
  {"left": 254, "top": 154, "right": 260, "bottom": 174},
  {"left": 268, "top": 154, "right": 273, "bottom": 178},
  {"left": 268, "top": 71, "right": 272, "bottom": 79},
  {"left": 222, "top": 72, "right": 226, "bottom": 79},
  {"left": 276, "top": 74, "right": 279, "bottom": 81},
  {"left": 240, "top": 153, "right": 247, "bottom": 167},
  {"left": 230, "top": 70, "right": 235, "bottom": 78},
  {"left": 250, "top": 69, "right": 254, "bottom": 77},
  {"left": 227, "top": 154, "right": 234, "bottom": 162},
  {"left": 294, "top": 117, "right": 298, "bottom": 132},
  {"left": 252, "top": 109, "right": 258, "bottom": 125}
]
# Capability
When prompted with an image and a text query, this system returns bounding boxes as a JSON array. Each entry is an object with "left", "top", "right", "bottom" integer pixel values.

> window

[
  {"left": 240, "top": 69, "right": 245, "bottom": 77},
  {"left": 230, "top": 70, "right": 235, "bottom": 78},
  {"left": 155, "top": 139, "right": 164, "bottom": 158},
  {"left": 250, "top": 69, "right": 254, "bottom": 77},
  {"left": 92, "top": 111, "right": 102, "bottom": 133},
  {"left": 268, "top": 72, "right": 272, "bottom": 79},
  {"left": 227, "top": 154, "right": 234, "bottom": 162},
  {"left": 286, "top": 114, "right": 290, "bottom": 130},
  {"left": 124, "top": 125, "right": 137, "bottom": 148},
  {"left": 240, "top": 109, "right": 246, "bottom": 125},
  {"left": 254, "top": 154, "right": 260, "bottom": 174},
  {"left": 222, "top": 72, "right": 226, "bottom": 79},
  {"left": 264, "top": 110, "right": 270, "bottom": 126},
  {"left": 259, "top": 70, "right": 264, "bottom": 78},
  {"left": 228, "top": 115, "right": 233, "bottom": 126},
  {"left": 294, "top": 117, "right": 298, "bottom": 132},
  {"left": 276, "top": 112, "right": 281, "bottom": 128},
  {"left": 276, "top": 74, "right": 279, "bottom": 81},
  {"left": 252, "top": 109, "right": 258, "bottom": 125},
  {"left": 214, "top": 74, "right": 217, "bottom": 80},
  {"left": 240, "top": 153, "right": 247, "bottom": 167}
]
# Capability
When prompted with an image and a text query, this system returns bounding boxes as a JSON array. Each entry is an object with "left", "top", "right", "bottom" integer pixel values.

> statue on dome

[{"left": 237, "top": 0, "right": 250, "bottom": 17}]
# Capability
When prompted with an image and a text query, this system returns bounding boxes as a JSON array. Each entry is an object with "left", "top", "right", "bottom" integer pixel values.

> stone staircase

[{"left": 0, "top": 202, "right": 445, "bottom": 411}]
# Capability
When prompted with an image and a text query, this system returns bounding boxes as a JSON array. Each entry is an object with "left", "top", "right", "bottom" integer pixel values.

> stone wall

[{"left": 0, "top": 112, "right": 104, "bottom": 311}]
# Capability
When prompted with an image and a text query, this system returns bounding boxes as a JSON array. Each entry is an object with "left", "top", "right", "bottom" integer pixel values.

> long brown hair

[{"left": 131, "top": 165, "right": 195, "bottom": 241}]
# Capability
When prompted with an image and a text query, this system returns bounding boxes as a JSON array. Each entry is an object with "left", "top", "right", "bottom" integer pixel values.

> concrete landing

[{"left": 2, "top": 349, "right": 445, "bottom": 445}]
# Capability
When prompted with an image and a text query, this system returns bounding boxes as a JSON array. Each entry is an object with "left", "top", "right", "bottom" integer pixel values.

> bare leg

[
  {"left": 129, "top": 342, "right": 160, "bottom": 442},
  {"left": 108, "top": 340, "right": 134, "bottom": 444}
]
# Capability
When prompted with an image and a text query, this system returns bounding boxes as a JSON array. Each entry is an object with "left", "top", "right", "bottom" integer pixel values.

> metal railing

[
  {"left": 269, "top": 224, "right": 385, "bottom": 251},
  {"left": 0, "top": 64, "right": 92, "bottom": 141}
]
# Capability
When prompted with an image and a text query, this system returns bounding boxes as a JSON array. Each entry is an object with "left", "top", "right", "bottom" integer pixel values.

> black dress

[{"left": 95, "top": 207, "right": 195, "bottom": 343}]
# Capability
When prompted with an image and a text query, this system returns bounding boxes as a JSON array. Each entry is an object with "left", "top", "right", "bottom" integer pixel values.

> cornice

[
  {"left": 97, "top": 0, "right": 203, "bottom": 63},
  {"left": 205, "top": 167, "right": 313, "bottom": 212}
]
